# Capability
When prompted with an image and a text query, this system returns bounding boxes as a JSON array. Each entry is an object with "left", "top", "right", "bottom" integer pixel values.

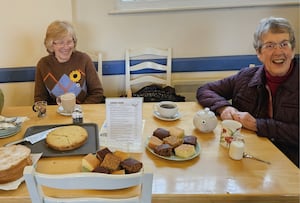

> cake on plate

[
  {"left": 0, "top": 145, "right": 32, "bottom": 183},
  {"left": 46, "top": 125, "right": 88, "bottom": 151}
]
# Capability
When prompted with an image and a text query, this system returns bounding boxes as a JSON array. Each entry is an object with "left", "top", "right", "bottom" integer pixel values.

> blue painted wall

[{"left": 1, "top": 54, "right": 297, "bottom": 83}]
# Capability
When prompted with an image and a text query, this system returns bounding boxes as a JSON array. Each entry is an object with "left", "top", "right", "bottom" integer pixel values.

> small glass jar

[{"left": 72, "top": 106, "right": 83, "bottom": 124}]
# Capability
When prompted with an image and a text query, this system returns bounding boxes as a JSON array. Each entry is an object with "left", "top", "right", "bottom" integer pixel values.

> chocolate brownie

[
  {"left": 96, "top": 147, "right": 112, "bottom": 161},
  {"left": 153, "top": 128, "right": 170, "bottom": 140},
  {"left": 183, "top": 135, "right": 197, "bottom": 146},
  {"left": 93, "top": 166, "right": 111, "bottom": 174},
  {"left": 120, "top": 158, "right": 143, "bottom": 174},
  {"left": 154, "top": 144, "right": 172, "bottom": 157}
]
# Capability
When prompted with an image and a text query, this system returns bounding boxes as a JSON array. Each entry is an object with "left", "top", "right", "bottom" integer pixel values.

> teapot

[{"left": 193, "top": 107, "right": 218, "bottom": 133}]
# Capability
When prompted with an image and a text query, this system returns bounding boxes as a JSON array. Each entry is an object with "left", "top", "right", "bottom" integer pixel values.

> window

[{"left": 111, "top": 0, "right": 299, "bottom": 14}]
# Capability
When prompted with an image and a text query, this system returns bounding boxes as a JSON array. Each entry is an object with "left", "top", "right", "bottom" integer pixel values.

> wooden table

[{"left": 0, "top": 102, "right": 299, "bottom": 203}]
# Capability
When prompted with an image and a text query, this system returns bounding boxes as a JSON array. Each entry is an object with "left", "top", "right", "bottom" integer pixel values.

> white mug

[
  {"left": 220, "top": 120, "right": 242, "bottom": 148},
  {"left": 154, "top": 101, "right": 178, "bottom": 118},
  {"left": 56, "top": 93, "right": 76, "bottom": 113}
]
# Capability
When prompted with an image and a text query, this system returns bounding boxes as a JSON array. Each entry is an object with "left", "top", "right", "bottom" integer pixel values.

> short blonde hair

[{"left": 44, "top": 20, "right": 77, "bottom": 53}]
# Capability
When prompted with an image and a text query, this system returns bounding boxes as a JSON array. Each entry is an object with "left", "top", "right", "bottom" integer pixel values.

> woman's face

[
  {"left": 256, "top": 32, "right": 295, "bottom": 77},
  {"left": 52, "top": 35, "right": 74, "bottom": 63}
]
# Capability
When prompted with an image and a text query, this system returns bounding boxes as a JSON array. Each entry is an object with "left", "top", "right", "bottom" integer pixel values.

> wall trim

[{"left": 0, "top": 54, "right": 298, "bottom": 83}]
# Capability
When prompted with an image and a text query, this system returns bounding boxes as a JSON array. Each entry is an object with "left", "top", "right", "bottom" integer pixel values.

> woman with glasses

[
  {"left": 34, "top": 20, "right": 104, "bottom": 104},
  {"left": 196, "top": 17, "right": 299, "bottom": 167}
]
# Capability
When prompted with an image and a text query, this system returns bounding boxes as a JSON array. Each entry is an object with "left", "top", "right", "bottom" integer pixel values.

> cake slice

[
  {"left": 81, "top": 153, "right": 100, "bottom": 172},
  {"left": 120, "top": 158, "right": 143, "bottom": 174},
  {"left": 174, "top": 144, "right": 196, "bottom": 158},
  {"left": 154, "top": 144, "right": 172, "bottom": 157},
  {"left": 163, "top": 135, "right": 183, "bottom": 148},
  {"left": 183, "top": 135, "right": 198, "bottom": 146},
  {"left": 100, "top": 153, "right": 121, "bottom": 171},
  {"left": 148, "top": 135, "right": 163, "bottom": 150},
  {"left": 96, "top": 147, "right": 112, "bottom": 161},
  {"left": 169, "top": 126, "right": 185, "bottom": 138},
  {"left": 113, "top": 150, "right": 129, "bottom": 161},
  {"left": 153, "top": 128, "right": 170, "bottom": 140}
]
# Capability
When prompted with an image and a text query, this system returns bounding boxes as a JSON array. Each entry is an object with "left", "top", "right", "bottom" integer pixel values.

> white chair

[
  {"left": 23, "top": 165, "right": 153, "bottom": 203},
  {"left": 97, "top": 52, "right": 103, "bottom": 84},
  {"left": 125, "top": 47, "right": 172, "bottom": 97}
]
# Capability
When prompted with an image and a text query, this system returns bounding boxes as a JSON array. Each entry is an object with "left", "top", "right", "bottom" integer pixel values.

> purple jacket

[{"left": 196, "top": 59, "right": 299, "bottom": 167}]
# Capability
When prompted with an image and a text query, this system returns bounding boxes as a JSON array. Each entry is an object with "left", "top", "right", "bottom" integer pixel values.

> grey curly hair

[{"left": 253, "top": 17, "right": 295, "bottom": 53}]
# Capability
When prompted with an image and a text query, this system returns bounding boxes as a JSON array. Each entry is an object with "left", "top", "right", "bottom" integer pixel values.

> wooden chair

[
  {"left": 23, "top": 165, "right": 153, "bottom": 203},
  {"left": 125, "top": 47, "right": 172, "bottom": 97}
]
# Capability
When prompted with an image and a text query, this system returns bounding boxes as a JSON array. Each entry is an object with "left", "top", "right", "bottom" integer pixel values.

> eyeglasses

[
  {"left": 261, "top": 40, "right": 292, "bottom": 51},
  {"left": 53, "top": 39, "right": 74, "bottom": 47}
]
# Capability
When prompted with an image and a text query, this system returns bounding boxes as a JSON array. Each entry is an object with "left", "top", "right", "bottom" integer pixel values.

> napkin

[{"left": 0, "top": 153, "right": 42, "bottom": 190}]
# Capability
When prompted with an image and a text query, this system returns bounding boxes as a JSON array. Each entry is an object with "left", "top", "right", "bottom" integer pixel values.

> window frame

[{"left": 111, "top": 0, "right": 299, "bottom": 14}]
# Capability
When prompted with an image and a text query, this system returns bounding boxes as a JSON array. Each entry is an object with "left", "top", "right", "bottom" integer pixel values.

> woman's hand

[
  {"left": 218, "top": 106, "right": 238, "bottom": 120},
  {"left": 218, "top": 106, "right": 257, "bottom": 131},
  {"left": 232, "top": 112, "right": 257, "bottom": 131}
]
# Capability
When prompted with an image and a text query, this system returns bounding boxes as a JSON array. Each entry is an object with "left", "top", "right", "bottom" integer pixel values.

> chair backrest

[
  {"left": 97, "top": 52, "right": 103, "bottom": 84},
  {"left": 125, "top": 47, "right": 172, "bottom": 97},
  {"left": 23, "top": 165, "right": 153, "bottom": 203}
]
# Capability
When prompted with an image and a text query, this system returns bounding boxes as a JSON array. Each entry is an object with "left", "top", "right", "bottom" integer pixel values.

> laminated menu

[{"left": 100, "top": 98, "right": 143, "bottom": 152}]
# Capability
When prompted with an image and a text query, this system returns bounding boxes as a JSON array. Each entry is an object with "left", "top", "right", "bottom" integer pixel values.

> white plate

[
  {"left": 57, "top": 104, "right": 80, "bottom": 116},
  {"left": 0, "top": 153, "right": 42, "bottom": 190},
  {"left": 153, "top": 111, "right": 181, "bottom": 121},
  {"left": 0, "top": 125, "right": 21, "bottom": 139},
  {"left": 145, "top": 138, "right": 201, "bottom": 161}
]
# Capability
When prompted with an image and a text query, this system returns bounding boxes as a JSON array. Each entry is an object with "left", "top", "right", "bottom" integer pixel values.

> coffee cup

[
  {"left": 220, "top": 120, "right": 242, "bottom": 148},
  {"left": 56, "top": 93, "right": 76, "bottom": 114},
  {"left": 32, "top": 101, "right": 47, "bottom": 117},
  {"left": 154, "top": 101, "right": 178, "bottom": 118}
]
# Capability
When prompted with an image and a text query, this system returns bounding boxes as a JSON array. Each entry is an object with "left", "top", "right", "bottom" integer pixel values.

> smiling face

[
  {"left": 52, "top": 35, "right": 75, "bottom": 63},
  {"left": 256, "top": 32, "right": 295, "bottom": 77}
]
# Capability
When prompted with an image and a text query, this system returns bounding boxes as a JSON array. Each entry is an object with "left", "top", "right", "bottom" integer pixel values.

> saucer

[
  {"left": 57, "top": 105, "right": 80, "bottom": 116},
  {"left": 153, "top": 111, "right": 181, "bottom": 121}
]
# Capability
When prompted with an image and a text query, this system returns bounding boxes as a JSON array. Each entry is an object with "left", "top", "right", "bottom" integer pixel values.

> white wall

[
  {"left": 72, "top": 0, "right": 299, "bottom": 97},
  {"left": 0, "top": 0, "right": 299, "bottom": 106},
  {"left": 72, "top": 0, "right": 299, "bottom": 61},
  {"left": 0, "top": 0, "right": 72, "bottom": 107}
]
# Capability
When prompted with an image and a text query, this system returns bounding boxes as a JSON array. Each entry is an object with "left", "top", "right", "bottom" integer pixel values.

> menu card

[{"left": 101, "top": 98, "right": 143, "bottom": 152}]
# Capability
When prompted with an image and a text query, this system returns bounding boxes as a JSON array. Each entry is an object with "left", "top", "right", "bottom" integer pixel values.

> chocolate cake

[
  {"left": 120, "top": 158, "right": 143, "bottom": 174},
  {"left": 96, "top": 147, "right": 112, "bottom": 161},
  {"left": 93, "top": 166, "right": 111, "bottom": 174},
  {"left": 153, "top": 128, "right": 170, "bottom": 140},
  {"left": 154, "top": 144, "right": 172, "bottom": 157},
  {"left": 183, "top": 135, "right": 198, "bottom": 146}
]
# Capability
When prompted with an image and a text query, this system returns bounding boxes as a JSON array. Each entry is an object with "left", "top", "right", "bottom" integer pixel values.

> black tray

[{"left": 22, "top": 123, "right": 99, "bottom": 157}]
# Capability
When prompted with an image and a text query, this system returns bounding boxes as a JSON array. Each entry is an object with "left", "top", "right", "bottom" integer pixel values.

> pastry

[
  {"left": 120, "top": 158, "right": 143, "bottom": 174},
  {"left": 169, "top": 126, "right": 185, "bottom": 138},
  {"left": 174, "top": 144, "right": 196, "bottom": 158},
  {"left": 183, "top": 135, "right": 198, "bottom": 146},
  {"left": 154, "top": 144, "right": 172, "bottom": 157},
  {"left": 46, "top": 125, "right": 88, "bottom": 151},
  {"left": 163, "top": 135, "right": 183, "bottom": 148},
  {"left": 0, "top": 145, "right": 32, "bottom": 183},
  {"left": 113, "top": 150, "right": 129, "bottom": 161},
  {"left": 153, "top": 128, "right": 170, "bottom": 140},
  {"left": 81, "top": 153, "right": 100, "bottom": 172},
  {"left": 148, "top": 135, "right": 163, "bottom": 150},
  {"left": 100, "top": 153, "right": 121, "bottom": 171},
  {"left": 93, "top": 166, "right": 111, "bottom": 174},
  {"left": 96, "top": 147, "right": 112, "bottom": 161}
]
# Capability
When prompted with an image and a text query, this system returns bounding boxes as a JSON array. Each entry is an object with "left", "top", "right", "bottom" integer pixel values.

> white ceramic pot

[{"left": 193, "top": 107, "right": 218, "bottom": 133}]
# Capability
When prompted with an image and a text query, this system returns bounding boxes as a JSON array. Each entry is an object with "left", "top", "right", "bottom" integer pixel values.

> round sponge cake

[
  {"left": 0, "top": 145, "right": 32, "bottom": 183},
  {"left": 46, "top": 125, "right": 88, "bottom": 151}
]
